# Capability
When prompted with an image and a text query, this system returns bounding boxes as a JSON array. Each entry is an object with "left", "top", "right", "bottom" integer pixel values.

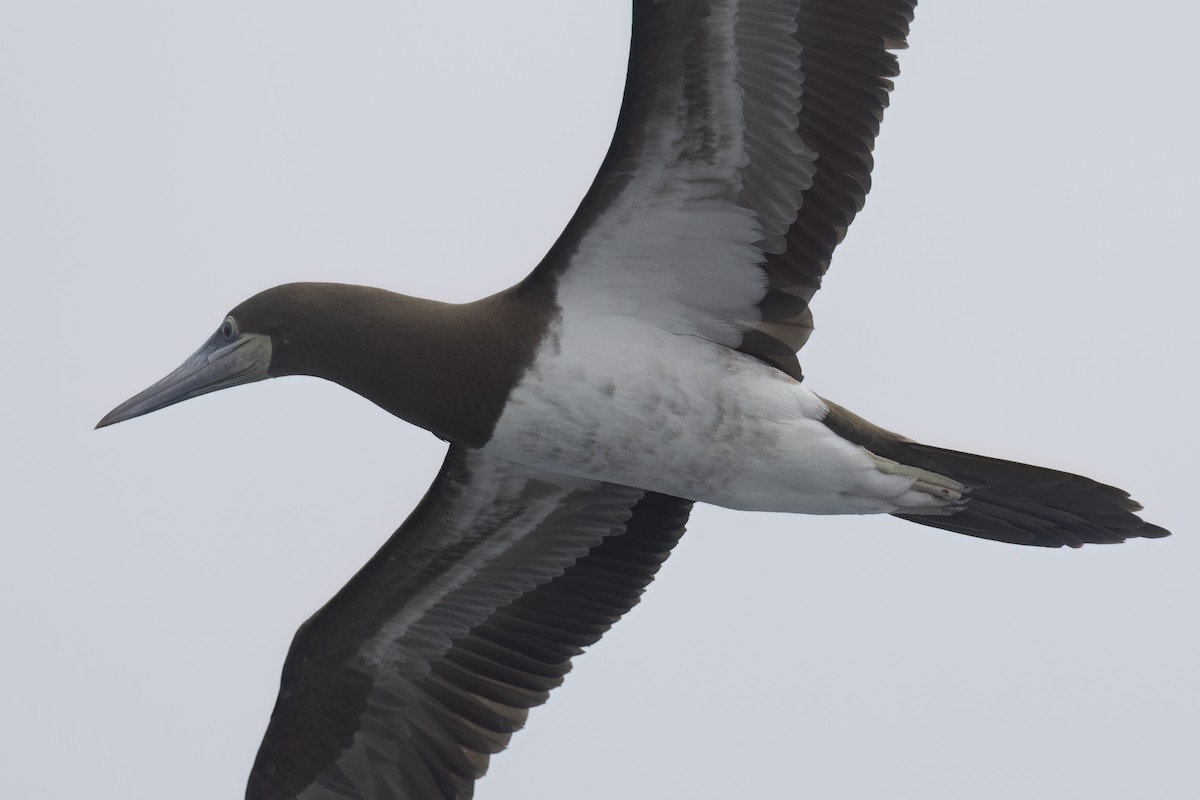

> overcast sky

[{"left": 3, "top": 1, "right": 1198, "bottom": 798}]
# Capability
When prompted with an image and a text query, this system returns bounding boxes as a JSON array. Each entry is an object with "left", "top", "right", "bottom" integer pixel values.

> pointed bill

[{"left": 96, "top": 328, "right": 272, "bottom": 428}]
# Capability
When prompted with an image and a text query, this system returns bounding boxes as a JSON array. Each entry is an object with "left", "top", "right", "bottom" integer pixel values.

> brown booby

[{"left": 97, "top": 2, "right": 1169, "bottom": 798}]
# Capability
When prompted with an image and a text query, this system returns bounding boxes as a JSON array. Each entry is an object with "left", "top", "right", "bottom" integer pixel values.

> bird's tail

[
  {"left": 821, "top": 400, "right": 1171, "bottom": 548},
  {"left": 891, "top": 442, "right": 1171, "bottom": 547}
]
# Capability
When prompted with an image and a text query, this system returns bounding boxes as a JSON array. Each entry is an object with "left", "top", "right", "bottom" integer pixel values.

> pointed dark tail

[
  {"left": 893, "top": 443, "right": 1171, "bottom": 548},
  {"left": 820, "top": 400, "right": 1170, "bottom": 548}
]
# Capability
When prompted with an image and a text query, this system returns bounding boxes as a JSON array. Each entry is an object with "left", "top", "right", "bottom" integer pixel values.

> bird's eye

[{"left": 221, "top": 319, "right": 236, "bottom": 339}]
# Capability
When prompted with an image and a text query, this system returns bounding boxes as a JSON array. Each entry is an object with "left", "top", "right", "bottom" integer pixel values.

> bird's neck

[{"left": 267, "top": 283, "right": 556, "bottom": 446}]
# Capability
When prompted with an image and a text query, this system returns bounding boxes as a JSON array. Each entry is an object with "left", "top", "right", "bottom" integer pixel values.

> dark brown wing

[
  {"left": 246, "top": 446, "right": 691, "bottom": 799},
  {"left": 748, "top": 1, "right": 916, "bottom": 378},
  {"left": 522, "top": 0, "right": 917, "bottom": 381}
]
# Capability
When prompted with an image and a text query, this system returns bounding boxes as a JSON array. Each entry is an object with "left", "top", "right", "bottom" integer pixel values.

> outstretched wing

[
  {"left": 523, "top": 0, "right": 916, "bottom": 380},
  {"left": 247, "top": 446, "right": 692, "bottom": 800}
]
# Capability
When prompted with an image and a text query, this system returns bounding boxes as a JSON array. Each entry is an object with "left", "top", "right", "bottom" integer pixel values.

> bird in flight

[{"left": 98, "top": 1, "right": 1168, "bottom": 798}]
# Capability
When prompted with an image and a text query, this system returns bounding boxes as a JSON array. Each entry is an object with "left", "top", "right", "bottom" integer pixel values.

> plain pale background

[{"left": 2, "top": 1, "right": 1197, "bottom": 798}]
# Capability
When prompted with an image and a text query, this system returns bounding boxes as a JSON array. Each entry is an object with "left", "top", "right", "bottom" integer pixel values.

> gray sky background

[{"left": 3, "top": 2, "right": 1198, "bottom": 798}]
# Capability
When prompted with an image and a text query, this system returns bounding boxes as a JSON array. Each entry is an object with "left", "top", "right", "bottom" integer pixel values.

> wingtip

[{"left": 1138, "top": 522, "right": 1173, "bottom": 539}]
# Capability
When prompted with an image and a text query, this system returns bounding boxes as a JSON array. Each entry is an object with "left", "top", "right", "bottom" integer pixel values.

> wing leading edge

[
  {"left": 523, "top": 0, "right": 917, "bottom": 380},
  {"left": 247, "top": 447, "right": 692, "bottom": 799}
]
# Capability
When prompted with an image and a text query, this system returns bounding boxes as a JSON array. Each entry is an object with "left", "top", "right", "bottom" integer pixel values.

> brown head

[{"left": 97, "top": 281, "right": 554, "bottom": 446}]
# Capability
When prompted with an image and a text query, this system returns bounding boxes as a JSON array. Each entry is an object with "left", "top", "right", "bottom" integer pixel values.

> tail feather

[
  {"left": 819, "top": 400, "right": 1170, "bottom": 548},
  {"left": 893, "top": 443, "right": 1171, "bottom": 548}
]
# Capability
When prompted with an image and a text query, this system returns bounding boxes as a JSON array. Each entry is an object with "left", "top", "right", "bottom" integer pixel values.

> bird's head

[
  {"left": 96, "top": 282, "right": 400, "bottom": 428},
  {"left": 95, "top": 282, "right": 524, "bottom": 445}
]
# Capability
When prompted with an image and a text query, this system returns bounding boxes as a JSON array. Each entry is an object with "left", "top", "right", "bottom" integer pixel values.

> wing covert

[
  {"left": 523, "top": 0, "right": 916, "bottom": 380},
  {"left": 247, "top": 446, "right": 692, "bottom": 800}
]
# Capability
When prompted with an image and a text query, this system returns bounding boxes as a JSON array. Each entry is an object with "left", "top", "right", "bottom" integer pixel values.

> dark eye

[{"left": 221, "top": 319, "right": 236, "bottom": 339}]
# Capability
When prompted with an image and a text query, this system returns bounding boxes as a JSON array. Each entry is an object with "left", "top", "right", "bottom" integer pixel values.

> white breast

[{"left": 485, "top": 313, "right": 930, "bottom": 516}]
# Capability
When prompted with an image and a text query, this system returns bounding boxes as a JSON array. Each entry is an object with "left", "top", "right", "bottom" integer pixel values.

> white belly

[{"left": 485, "top": 315, "right": 929, "bottom": 515}]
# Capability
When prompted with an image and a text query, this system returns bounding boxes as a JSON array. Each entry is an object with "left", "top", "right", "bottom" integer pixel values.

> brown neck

[{"left": 234, "top": 282, "right": 556, "bottom": 447}]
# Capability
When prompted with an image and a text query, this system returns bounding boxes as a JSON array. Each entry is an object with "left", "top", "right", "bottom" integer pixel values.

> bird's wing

[
  {"left": 523, "top": 0, "right": 915, "bottom": 380},
  {"left": 246, "top": 446, "right": 692, "bottom": 800}
]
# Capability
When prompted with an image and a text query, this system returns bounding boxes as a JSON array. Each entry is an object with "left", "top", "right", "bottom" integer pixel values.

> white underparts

[{"left": 485, "top": 315, "right": 963, "bottom": 518}]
